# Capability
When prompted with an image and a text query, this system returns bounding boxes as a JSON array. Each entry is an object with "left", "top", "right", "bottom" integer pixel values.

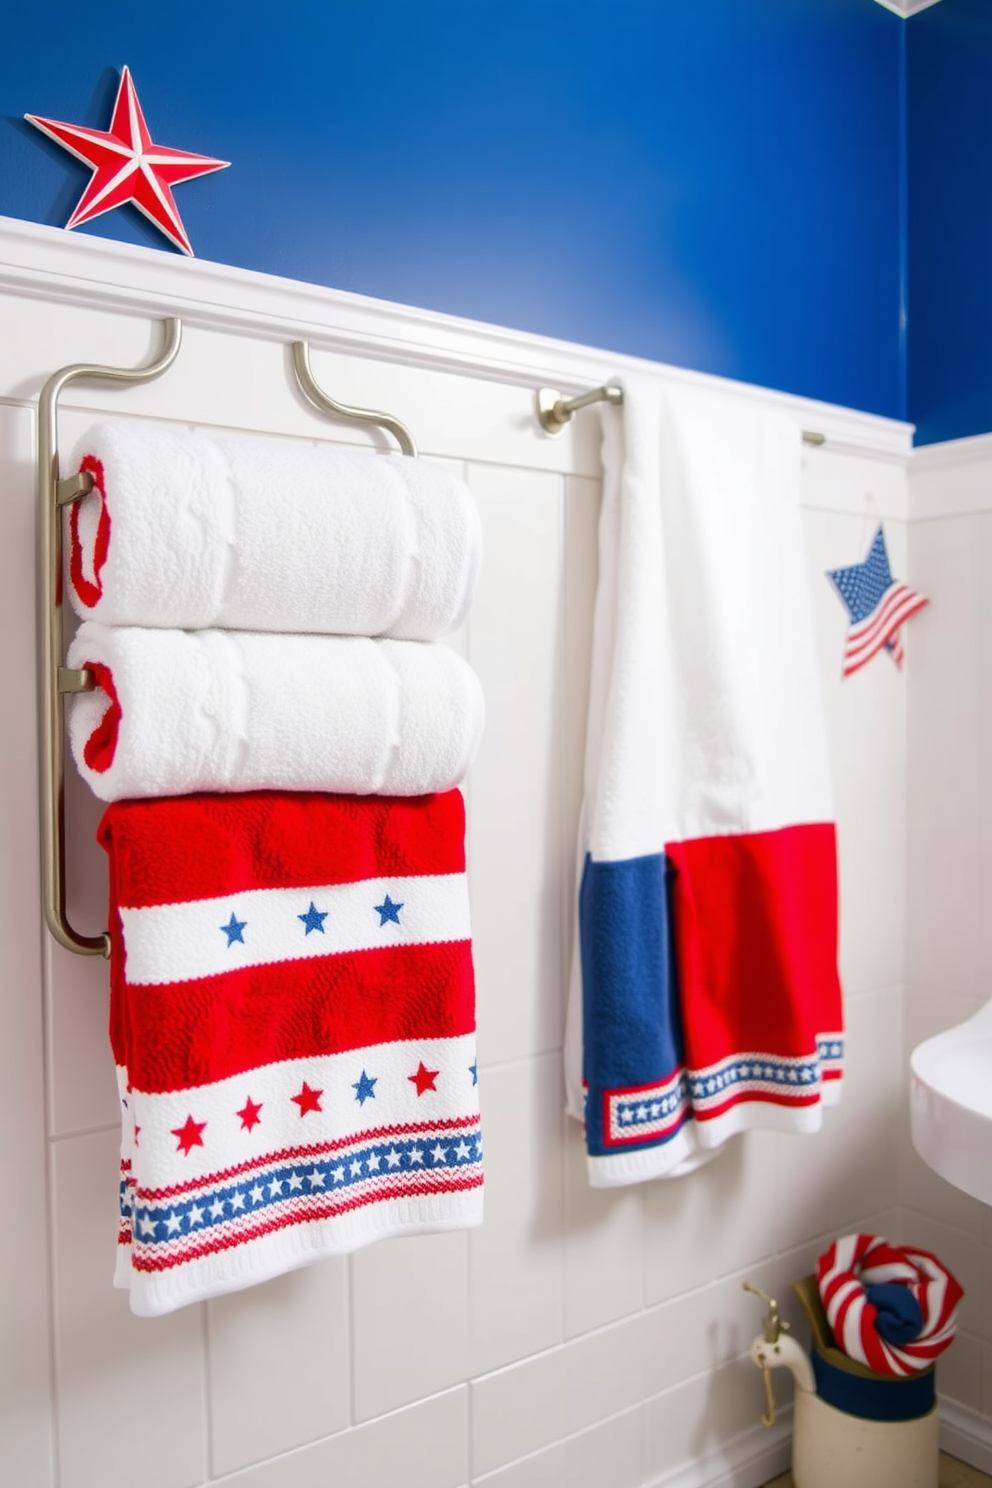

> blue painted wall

[
  {"left": 1, "top": 0, "right": 904, "bottom": 420},
  {"left": 907, "top": 0, "right": 992, "bottom": 446}
]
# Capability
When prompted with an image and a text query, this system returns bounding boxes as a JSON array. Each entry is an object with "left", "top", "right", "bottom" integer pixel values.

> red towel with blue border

[
  {"left": 565, "top": 376, "right": 843, "bottom": 1185},
  {"left": 101, "top": 788, "right": 483, "bottom": 1316}
]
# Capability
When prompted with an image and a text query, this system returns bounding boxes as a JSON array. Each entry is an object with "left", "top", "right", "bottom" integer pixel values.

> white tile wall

[
  {"left": 216, "top": 1386, "right": 469, "bottom": 1488},
  {"left": 352, "top": 1230, "right": 469, "bottom": 1422},
  {"left": 51, "top": 1130, "right": 206, "bottom": 1488},
  {"left": 642, "top": 1131, "right": 779, "bottom": 1305},
  {"left": 473, "top": 1406, "right": 643, "bottom": 1488},
  {"left": 776, "top": 987, "right": 904, "bottom": 1252},
  {"left": 207, "top": 1258, "right": 351, "bottom": 1474},
  {"left": 642, "top": 1359, "right": 773, "bottom": 1482},
  {"left": 6, "top": 268, "right": 982, "bottom": 1488},
  {"left": 562, "top": 1115, "right": 647, "bottom": 1338},
  {"left": 639, "top": 1264, "right": 778, "bottom": 1400},
  {"left": 470, "top": 1314, "right": 646, "bottom": 1479},
  {"left": 468, "top": 1056, "right": 565, "bottom": 1378}
]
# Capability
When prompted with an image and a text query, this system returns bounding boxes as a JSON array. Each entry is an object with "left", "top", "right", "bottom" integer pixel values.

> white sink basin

[{"left": 910, "top": 999, "right": 992, "bottom": 1207}]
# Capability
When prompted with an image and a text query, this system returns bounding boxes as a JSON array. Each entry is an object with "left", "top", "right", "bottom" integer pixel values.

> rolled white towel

[
  {"left": 66, "top": 622, "right": 484, "bottom": 803},
  {"left": 66, "top": 421, "right": 482, "bottom": 639}
]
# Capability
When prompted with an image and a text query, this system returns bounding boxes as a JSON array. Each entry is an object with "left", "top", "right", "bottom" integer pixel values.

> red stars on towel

[
  {"left": 290, "top": 1081, "right": 323, "bottom": 1117},
  {"left": 409, "top": 1061, "right": 440, "bottom": 1096},
  {"left": 171, "top": 1115, "right": 207, "bottom": 1155}
]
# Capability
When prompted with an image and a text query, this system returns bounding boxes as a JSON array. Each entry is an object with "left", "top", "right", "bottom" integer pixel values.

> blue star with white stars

[
  {"left": 828, "top": 526, "right": 897, "bottom": 628},
  {"left": 298, "top": 901, "right": 328, "bottom": 935},
  {"left": 374, "top": 893, "right": 403, "bottom": 926},
  {"left": 221, "top": 912, "right": 247, "bottom": 946},
  {"left": 352, "top": 1070, "right": 377, "bottom": 1104}
]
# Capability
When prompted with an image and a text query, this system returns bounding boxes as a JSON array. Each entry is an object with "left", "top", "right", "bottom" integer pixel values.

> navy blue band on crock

[{"left": 811, "top": 1346, "right": 935, "bottom": 1422}]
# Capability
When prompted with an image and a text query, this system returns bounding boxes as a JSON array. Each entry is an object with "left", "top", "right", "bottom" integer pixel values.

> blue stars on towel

[
  {"left": 685, "top": 1053, "right": 820, "bottom": 1105},
  {"left": 298, "top": 901, "right": 328, "bottom": 936},
  {"left": 352, "top": 1070, "right": 377, "bottom": 1105},
  {"left": 221, "top": 912, "right": 247, "bottom": 946},
  {"left": 374, "top": 893, "right": 403, "bottom": 926},
  {"left": 616, "top": 1089, "right": 684, "bottom": 1127},
  {"left": 219, "top": 890, "right": 418, "bottom": 953},
  {"left": 131, "top": 1124, "right": 485, "bottom": 1252}
]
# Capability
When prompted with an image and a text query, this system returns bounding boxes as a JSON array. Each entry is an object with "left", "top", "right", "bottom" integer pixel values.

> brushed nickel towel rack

[
  {"left": 39, "top": 318, "right": 183, "bottom": 957},
  {"left": 39, "top": 320, "right": 418, "bottom": 956},
  {"left": 535, "top": 381, "right": 826, "bottom": 446},
  {"left": 291, "top": 342, "right": 418, "bottom": 457}
]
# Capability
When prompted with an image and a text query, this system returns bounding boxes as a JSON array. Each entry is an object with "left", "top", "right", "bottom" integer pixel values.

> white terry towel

[
  {"left": 67, "top": 622, "right": 484, "bottom": 803},
  {"left": 565, "top": 374, "right": 843, "bottom": 1188},
  {"left": 66, "top": 421, "right": 482, "bottom": 640}
]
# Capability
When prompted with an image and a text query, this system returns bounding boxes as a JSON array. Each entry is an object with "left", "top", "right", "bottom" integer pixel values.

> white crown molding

[
  {"left": 909, "top": 430, "right": 992, "bottom": 519},
  {"left": 911, "top": 429, "right": 992, "bottom": 470},
  {"left": 872, "top": 0, "right": 944, "bottom": 16},
  {"left": 0, "top": 215, "right": 913, "bottom": 464}
]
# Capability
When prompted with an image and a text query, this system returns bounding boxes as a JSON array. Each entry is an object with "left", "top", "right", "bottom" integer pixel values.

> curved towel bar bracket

[
  {"left": 291, "top": 342, "right": 418, "bottom": 457},
  {"left": 38, "top": 317, "right": 183, "bottom": 957}
]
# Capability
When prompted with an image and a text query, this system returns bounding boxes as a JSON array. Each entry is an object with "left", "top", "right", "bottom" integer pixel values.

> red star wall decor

[{"left": 25, "top": 66, "right": 229, "bottom": 256}]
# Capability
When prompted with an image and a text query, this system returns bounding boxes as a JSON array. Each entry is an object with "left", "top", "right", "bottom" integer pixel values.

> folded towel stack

[
  {"left": 66, "top": 424, "right": 486, "bottom": 805},
  {"left": 64, "top": 420, "right": 485, "bottom": 1314}
]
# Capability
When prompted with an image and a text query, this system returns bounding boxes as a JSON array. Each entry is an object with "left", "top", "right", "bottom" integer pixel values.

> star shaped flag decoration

[
  {"left": 25, "top": 66, "right": 229, "bottom": 256},
  {"left": 827, "top": 524, "right": 928, "bottom": 678}
]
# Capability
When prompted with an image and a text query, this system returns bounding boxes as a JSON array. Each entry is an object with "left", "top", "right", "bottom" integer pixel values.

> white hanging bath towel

[
  {"left": 67, "top": 622, "right": 484, "bottom": 802},
  {"left": 66, "top": 421, "right": 482, "bottom": 640},
  {"left": 564, "top": 375, "right": 844, "bottom": 1187}
]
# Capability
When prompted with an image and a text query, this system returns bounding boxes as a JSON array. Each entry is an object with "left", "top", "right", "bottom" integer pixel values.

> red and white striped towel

[
  {"left": 100, "top": 788, "right": 483, "bottom": 1317},
  {"left": 817, "top": 1232, "right": 962, "bottom": 1376}
]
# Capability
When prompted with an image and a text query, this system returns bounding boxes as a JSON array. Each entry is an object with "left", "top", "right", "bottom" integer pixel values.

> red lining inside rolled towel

[
  {"left": 68, "top": 453, "right": 110, "bottom": 608},
  {"left": 80, "top": 661, "right": 121, "bottom": 773}
]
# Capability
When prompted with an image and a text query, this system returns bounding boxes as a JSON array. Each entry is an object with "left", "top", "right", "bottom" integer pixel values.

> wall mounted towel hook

[
  {"left": 39, "top": 316, "right": 183, "bottom": 957},
  {"left": 535, "top": 380, "right": 826, "bottom": 446},
  {"left": 291, "top": 342, "right": 418, "bottom": 456}
]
